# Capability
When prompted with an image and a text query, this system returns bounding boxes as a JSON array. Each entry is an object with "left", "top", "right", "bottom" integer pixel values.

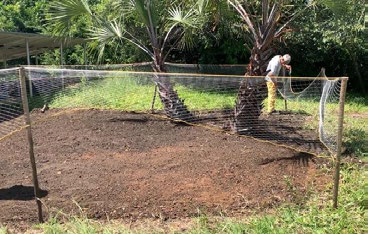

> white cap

[{"left": 283, "top": 54, "right": 291, "bottom": 64}]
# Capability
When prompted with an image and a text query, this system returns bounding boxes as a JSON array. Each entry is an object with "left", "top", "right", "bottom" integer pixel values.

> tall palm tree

[
  {"left": 48, "top": 0, "right": 206, "bottom": 121},
  {"left": 227, "top": 0, "right": 313, "bottom": 132}
]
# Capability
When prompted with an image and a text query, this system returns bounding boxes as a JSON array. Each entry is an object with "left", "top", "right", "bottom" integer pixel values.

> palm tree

[
  {"left": 227, "top": 0, "right": 314, "bottom": 132},
  {"left": 48, "top": 0, "right": 206, "bottom": 121}
]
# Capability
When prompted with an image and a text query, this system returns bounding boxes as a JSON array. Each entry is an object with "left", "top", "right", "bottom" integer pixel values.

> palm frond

[
  {"left": 166, "top": 6, "right": 199, "bottom": 50},
  {"left": 112, "top": 0, "right": 135, "bottom": 16},
  {"left": 196, "top": 0, "right": 209, "bottom": 14},
  {"left": 130, "top": 0, "right": 155, "bottom": 27},
  {"left": 90, "top": 20, "right": 154, "bottom": 61},
  {"left": 48, "top": 0, "right": 92, "bottom": 36},
  {"left": 179, "top": 27, "right": 196, "bottom": 49},
  {"left": 168, "top": 6, "right": 197, "bottom": 28},
  {"left": 129, "top": 0, "right": 161, "bottom": 48}
]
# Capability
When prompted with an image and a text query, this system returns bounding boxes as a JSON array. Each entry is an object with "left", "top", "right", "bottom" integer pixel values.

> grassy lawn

[
  {"left": 48, "top": 77, "right": 238, "bottom": 111},
  {"left": 3, "top": 76, "right": 365, "bottom": 233}
]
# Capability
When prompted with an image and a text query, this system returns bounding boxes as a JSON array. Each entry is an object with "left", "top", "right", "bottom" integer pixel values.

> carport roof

[{"left": 0, "top": 31, "right": 86, "bottom": 62}]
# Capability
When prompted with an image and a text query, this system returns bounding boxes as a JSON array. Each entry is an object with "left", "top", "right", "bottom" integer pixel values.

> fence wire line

[{"left": 0, "top": 66, "right": 345, "bottom": 155}]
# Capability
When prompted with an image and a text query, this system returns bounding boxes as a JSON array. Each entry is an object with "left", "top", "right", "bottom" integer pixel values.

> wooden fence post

[
  {"left": 332, "top": 77, "right": 348, "bottom": 209},
  {"left": 19, "top": 66, "right": 44, "bottom": 223}
]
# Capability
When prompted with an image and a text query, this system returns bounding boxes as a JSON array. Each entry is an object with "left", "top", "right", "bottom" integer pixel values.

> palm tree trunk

[
  {"left": 232, "top": 47, "right": 271, "bottom": 133},
  {"left": 232, "top": 77, "right": 267, "bottom": 132},
  {"left": 151, "top": 58, "right": 193, "bottom": 121}
]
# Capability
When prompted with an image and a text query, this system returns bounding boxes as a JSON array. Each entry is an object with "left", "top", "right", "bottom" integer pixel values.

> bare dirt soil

[{"left": 0, "top": 109, "right": 328, "bottom": 225}]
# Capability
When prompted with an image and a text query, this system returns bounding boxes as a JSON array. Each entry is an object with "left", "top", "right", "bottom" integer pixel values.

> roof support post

[
  {"left": 83, "top": 43, "right": 87, "bottom": 65},
  {"left": 25, "top": 38, "right": 33, "bottom": 97},
  {"left": 26, "top": 39, "right": 31, "bottom": 65},
  {"left": 2, "top": 55, "right": 6, "bottom": 68},
  {"left": 60, "top": 42, "right": 65, "bottom": 89},
  {"left": 2, "top": 51, "right": 7, "bottom": 68},
  {"left": 60, "top": 42, "right": 64, "bottom": 66}
]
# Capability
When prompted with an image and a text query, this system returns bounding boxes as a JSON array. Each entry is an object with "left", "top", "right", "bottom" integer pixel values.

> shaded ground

[
  {"left": 0, "top": 109, "right": 328, "bottom": 225},
  {"left": 194, "top": 109, "right": 328, "bottom": 154}
]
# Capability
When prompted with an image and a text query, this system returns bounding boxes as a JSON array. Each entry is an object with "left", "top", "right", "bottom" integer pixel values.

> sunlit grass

[
  {"left": 50, "top": 77, "right": 237, "bottom": 111},
  {"left": 0, "top": 227, "right": 7, "bottom": 234}
]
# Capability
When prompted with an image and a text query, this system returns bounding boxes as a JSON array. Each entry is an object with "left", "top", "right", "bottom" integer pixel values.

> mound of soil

[{"left": 0, "top": 109, "right": 327, "bottom": 224}]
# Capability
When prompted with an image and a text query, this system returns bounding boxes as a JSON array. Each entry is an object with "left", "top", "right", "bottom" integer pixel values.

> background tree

[
  {"left": 48, "top": 0, "right": 209, "bottom": 120},
  {"left": 0, "top": 0, "right": 365, "bottom": 94},
  {"left": 226, "top": 0, "right": 312, "bottom": 132},
  {"left": 0, "top": 0, "right": 47, "bottom": 33},
  {"left": 226, "top": 0, "right": 364, "bottom": 133},
  {"left": 284, "top": 0, "right": 366, "bottom": 93},
  {"left": 172, "top": 0, "right": 250, "bottom": 65}
]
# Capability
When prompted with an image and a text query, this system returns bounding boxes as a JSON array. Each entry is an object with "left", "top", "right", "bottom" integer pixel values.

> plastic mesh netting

[{"left": 3, "top": 65, "right": 343, "bottom": 155}]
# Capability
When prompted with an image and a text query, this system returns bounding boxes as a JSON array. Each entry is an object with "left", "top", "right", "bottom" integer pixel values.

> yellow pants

[{"left": 267, "top": 81, "right": 277, "bottom": 113}]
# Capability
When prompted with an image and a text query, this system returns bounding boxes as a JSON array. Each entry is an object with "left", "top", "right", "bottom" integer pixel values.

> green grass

[
  {"left": 0, "top": 227, "right": 7, "bottom": 234},
  {"left": 273, "top": 96, "right": 368, "bottom": 156},
  {"left": 49, "top": 77, "right": 237, "bottom": 111},
  {"left": 37, "top": 216, "right": 116, "bottom": 234}
]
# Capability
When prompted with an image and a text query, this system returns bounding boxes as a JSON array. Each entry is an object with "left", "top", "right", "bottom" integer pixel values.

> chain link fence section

[
  {"left": 0, "top": 67, "right": 26, "bottom": 141},
  {"left": 25, "top": 66, "right": 345, "bottom": 155}
]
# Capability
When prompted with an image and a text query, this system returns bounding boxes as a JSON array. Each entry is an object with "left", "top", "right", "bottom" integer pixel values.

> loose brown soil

[{"left": 0, "top": 109, "right": 327, "bottom": 225}]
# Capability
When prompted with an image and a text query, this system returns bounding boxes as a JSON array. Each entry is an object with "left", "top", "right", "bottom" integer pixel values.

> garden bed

[{"left": 0, "top": 109, "right": 327, "bottom": 224}]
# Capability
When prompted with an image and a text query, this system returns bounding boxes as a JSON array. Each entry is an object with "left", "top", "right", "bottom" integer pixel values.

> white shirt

[{"left": 265, "top": 55, "right": 282, "bottom": 81}]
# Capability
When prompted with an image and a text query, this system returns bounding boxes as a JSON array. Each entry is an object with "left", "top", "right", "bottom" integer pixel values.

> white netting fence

[{"left": 0, "top": 65, "right": 345, "bottom": 155}]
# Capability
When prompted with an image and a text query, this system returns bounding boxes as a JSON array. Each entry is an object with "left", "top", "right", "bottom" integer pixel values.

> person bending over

[{"left": 265, "top": 54, "right": 292, "bottom": 114}]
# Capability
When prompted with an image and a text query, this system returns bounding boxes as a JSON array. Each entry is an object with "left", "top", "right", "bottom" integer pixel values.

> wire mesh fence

[
  {"left": 10, "top": 65, "right": 345, "bottom": 155},
  {"left": 0, "top": 67, "right": 25, "bottom": 141},
  {"left": 0, "top": 65, "right": 349, "bottom": 222}
]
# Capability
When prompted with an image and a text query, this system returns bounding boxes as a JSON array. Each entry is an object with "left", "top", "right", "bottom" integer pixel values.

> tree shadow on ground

[
  {"left": 258, "top": 152, "right": 316, "bottom": 167},
  {"left": 194, "top": 109, "right": 328, "bottom": 154},
  {"left": 276, "top": 109, "right": 311, "bottom": 116},
  {"left": 242, "top": 125, "right": 327, "bottom": 154},
  {"left": 233, "top": 112, "right": 327, "bottom": 154},
  {"left": 0, "top": 185, "right": 48, "bottom": 201},
  {"left": 108, "top": 117, "right": 149, "bottom": 123}
]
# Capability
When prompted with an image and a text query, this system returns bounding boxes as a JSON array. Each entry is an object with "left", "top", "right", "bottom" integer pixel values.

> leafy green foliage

[
  {"left": 0, "top": 0, "right": 366, "bottom": 91},
  {"left": 0, "top": 0, "right": 48, "bottom": 32},
  {"left": 48, "top": 0, "right": 92, "bottom": 36},
  {"left": 283, "top": 0, "right": 367, "bottom": 92},
  {"left": 47, "top": 0, "right": 209, "bottom": 68}
]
